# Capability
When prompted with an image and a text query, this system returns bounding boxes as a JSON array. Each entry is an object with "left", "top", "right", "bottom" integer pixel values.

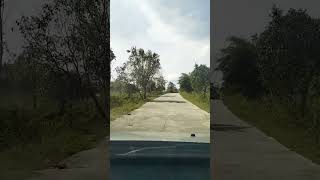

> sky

[
  {"left": 212, "top": 0, "right": 320, "bottom": 83},
  {"left": 110, "top": 0, "right": 210, "bottom": 85},
  {"left": 3, "top": 0, "right": 320, "bottom": 85}
]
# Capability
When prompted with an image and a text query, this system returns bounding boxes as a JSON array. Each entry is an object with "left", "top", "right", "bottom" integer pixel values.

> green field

[
  {"left": 223, "top": 93, "right": 320, "bottom": 164},
  {"left": 180, "top": 91, "right": 210, "bottom": 113}
]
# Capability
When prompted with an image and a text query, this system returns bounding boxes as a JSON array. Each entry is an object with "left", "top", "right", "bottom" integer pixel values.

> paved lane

[
  {"left": 111, "top": 93, "right": 210, "bottom": 142},
  {"left": 211, "top": 100, "right": 320, "bottom": 180},
  {"left": 28, "top": 93, "right": 210, "bottom": 180},
  {"left": 28, "top": 141, "right": 108, "bottom": 180}
]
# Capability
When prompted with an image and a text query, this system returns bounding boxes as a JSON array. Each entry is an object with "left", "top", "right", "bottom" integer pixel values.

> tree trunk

[
  {"left": 103, "top": 83, "right": 109, "bottom": 129},
  {"left": 143, "top": 88, "right": 147, "bottom": 100}
]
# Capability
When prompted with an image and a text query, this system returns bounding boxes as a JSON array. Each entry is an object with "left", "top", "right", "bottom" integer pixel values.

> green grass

[
  {"left": 223, "top": 92, "right": 320, "bottom": 164},
  {"left": 0, "top": 90, "right": 162, "bottom": 179},
  {"left": 180, "top": 91, "right": 210, "bottom": 112},
  {"left": 0, "top": 93, "right": 107, "bottom": 180},
  {"left": 111, "top": 92, "right": 163, "bottom": 121}
]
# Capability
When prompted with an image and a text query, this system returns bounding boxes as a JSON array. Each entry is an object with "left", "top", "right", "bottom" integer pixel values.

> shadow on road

[
  {"left": 211, "top": 123, "right": 251, "bottom": 132},
  {"left": 159, "top": 95, "right": 177, "bottom": 97},
  {"left": 150, "top": 100, "right": 186, "bottom": 103}
]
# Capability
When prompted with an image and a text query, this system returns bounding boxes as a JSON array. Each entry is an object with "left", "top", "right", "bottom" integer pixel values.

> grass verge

[
  {"left": 180, "top": 91, "right": 210, "bottom": 113},
  {"left": 111, "top": 92, "right": 163, "bottom": 121},
  {"left": 0, "top": 91, "right": 163, "bottom": 179},
  {"left": 223, "top": 93, "right": 320, "bottom": 164},
  {"left": 0, "top": 96, "right": 107, "bottom": 180}
]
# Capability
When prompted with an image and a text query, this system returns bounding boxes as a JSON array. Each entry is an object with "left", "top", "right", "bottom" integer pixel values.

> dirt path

[{"left": 211, "top": 100, "right": 320, "bottom": 180}]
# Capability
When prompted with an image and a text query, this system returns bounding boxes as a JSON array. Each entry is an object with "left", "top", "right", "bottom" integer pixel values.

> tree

[
  {"left": 178, "top": 73, "right": 193, "bottom": 92},
  {"left": 115, "top": 63, "right": 138, "bottom": 98},
  {"left": 216, "top": 36, "right": 263, "bottom": 98},
  {"left": 167, "top": 81, "right": 178, "bottom": 93},
  {"left": 13, "top": 49, "right": 48, "bottom": 109},
  {"left": 125, "top": 47, "right": 161, "bottom": 100},
  {"left": 16, "top": 0, "right": 114, "bottom": 126},
  {"left": 190, "top": 64, "right": 210, "bottom": 96},
  {"left": 256, "top": 6, "right": 320, "bottom": 116},
  {"left": 154, "top": 75, "right": 166, "bottom": 92}
]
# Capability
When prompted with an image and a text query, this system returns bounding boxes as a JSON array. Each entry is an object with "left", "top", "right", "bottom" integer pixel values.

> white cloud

[{"left": 111, "top": 0, "right": 210, "bottom": 85}]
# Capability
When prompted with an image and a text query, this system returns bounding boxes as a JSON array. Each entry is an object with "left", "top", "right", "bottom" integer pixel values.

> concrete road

[
  {"left": 211, "top": 100, "right": 320, "bottom": 180},
  {"left": 27, "top": 93, "right": 210, "bottom": 180},
  {"left": 111, "top": 93, "right": 210, "bottom": 142},
  {"left": 28, "top": 140, "right": 109, "bottom": 180}
]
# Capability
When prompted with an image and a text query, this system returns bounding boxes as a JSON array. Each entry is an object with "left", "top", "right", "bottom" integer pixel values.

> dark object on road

[
  {"left": 128, "top": 113, "right": 131, "bottom": 115},
  {"left": 191, "top": 133, "right": 196, "bottom": 137},
  {"left": 110, "top": 141, "right": 210, "bottom": 180}
]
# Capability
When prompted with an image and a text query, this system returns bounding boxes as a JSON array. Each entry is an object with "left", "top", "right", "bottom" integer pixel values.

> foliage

[
  {"left": 16, "top": 0, "right": 114, "bottom": 125},
  {"left": 115, "top": 47, "right": 163, "bottom": 100},
  {"left": 217, "top": 6, "right": 320, "bottom": 118},
  {"left": 167, "top": 81, "right": 178, "bottom": 93},
  {"left": 216, "top": 36, "right": 264, "bottom": 98},
  {"left": 178, "top": 73, "right": 193, "bottom": 92},
  {"left": 115, "top": 64, "right": 139, "bottom": 98},
  {"left": 219, "top": 6, "right": 320, "bottom": 160},
  {"left": 0, "top": 1, "right": 113, "bottom": 178},
  {"left": 180, "top": 91, "right": 209, "bottom": 112},
  {"left": 153, "top": 75, "right": 166, "bottom": 92},
  {"left": 190, "top": 64, "right": 210, "bottom": 95},
  {"left": 256, "top": 6, "right": 320, "bottom": 117}
]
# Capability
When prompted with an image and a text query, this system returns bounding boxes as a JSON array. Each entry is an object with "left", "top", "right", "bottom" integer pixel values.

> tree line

[
  {"left": 178, "top": 64, "right": 210, "bottom": 96},
  {"left": 113, "top": 47, "right": 166, "bottom": 100},
  {"left": 0, "top": 0, "right": 112, "bottom": 149},
  {"left": 216, "top": 6, "right": 320, "bottom": 141}
]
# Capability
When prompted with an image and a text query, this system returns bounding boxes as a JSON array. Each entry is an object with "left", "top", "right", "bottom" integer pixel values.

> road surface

[
  {"left": 211, "top": 100, "right": 320, "bottom": 180},
  {"left": 111, "top": 93, "right": 210, "bottom": 142},
  {"left": 28, "top": 93, "right": 210, "bottom": 180},
  {"left": 28, "top": 140, "right": 109, "bottom": 180}
]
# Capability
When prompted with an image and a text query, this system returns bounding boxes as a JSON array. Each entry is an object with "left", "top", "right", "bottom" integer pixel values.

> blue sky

[{"left": 111, "top": 0, "right": 210, "bottom": 85}]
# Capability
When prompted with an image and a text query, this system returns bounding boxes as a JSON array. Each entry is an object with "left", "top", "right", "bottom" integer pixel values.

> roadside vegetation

[
  {"left": 216, "top": 5, "right": 320, "bottom": 164},
  {"left": 180, "top": 91, "right": 209, "bottom": 112},
  {"left": 178, "top": 64, "right": 210, "bottom": 112},
  {"left": 166, "top": 81, "right": 178, "bottom": 93},
  {"left": 111, "top": 47, "right": 166, "bottom": 120},
  {"left": 0, "top": 1, "right": 110, "bottom": 179}
]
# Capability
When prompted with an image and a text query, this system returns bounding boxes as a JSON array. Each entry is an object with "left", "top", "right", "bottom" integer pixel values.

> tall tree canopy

[
  {"left": 256, "top": 6, "right": 320, "bottom": 115},
  {"left": 167, "top": 81, "right": 178, "bottom": 93},
  {"left": 190, "top": 64, "right": 210, "bottom": 95},
  {"left": 216, "top": 36, "right": 263, "bottom": 98},
  {"left": 121, "top": 47, "right": 161, "bottom": 99},
  {"left": 16, "top": 0, "right": 114, "bottom": 126},
  {"left": 178, "top": 73, "right": 193, "bottom": 92}
]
